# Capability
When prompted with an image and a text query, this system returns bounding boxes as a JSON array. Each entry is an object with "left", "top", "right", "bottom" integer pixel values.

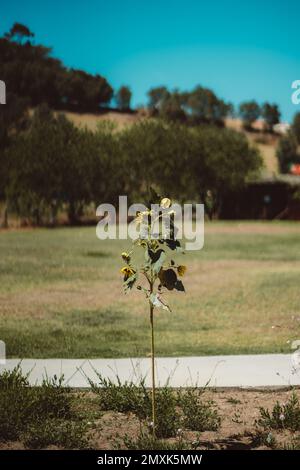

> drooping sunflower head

[
  {"left": 177, "top": 265, "right": 187, "bottom": 277},
  {"left": 121, "top": 252, "right": 131, "bottom": 263},
  {"left": 120, "top": 266, "right": 135, "bottom": 281}
]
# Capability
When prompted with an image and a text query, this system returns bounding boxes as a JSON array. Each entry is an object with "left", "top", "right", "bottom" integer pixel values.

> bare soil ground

[
  {"left": 0, "top": 388, "right": 299, "bottom": 450},
  {"left": 62, "top": 110, "right": 143, "bottom": 131},
  {"left": 91, "top": 388, "right": 300, "bottom": 450}
]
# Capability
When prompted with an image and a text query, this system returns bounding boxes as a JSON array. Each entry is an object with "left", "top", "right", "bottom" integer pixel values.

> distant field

[{"left": 1, "top": 221, "right": 300, "bottom": 358}]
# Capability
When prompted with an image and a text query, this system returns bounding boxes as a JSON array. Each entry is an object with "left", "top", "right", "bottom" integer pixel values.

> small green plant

[
  {"left": 150, "top": 386, "right": 180, "bottom": 438},
  {"left": 232, "top": 411, "right": 243, "bottom": 424},
  {"left": 120, "top": 189, "right": 187, "bottom": 437},
  {"left": 251, "top": 430, "right": 278, "bottom": 449},
  {"left": 179, "top": 388, "right": 221, "bottom": 431},
  {"left": 118, "top": 430, "right": 195, "bottom": 450},
  {"left": 227, "top": 397, "right": 242, "bottom": 405},
  {"left": 22, "top": 418, "right": 89, "bottom": 449},
  {"left": 0, "top": 364, "right": 30, "bottom": 389},
  {"left": 89, "top": 371, "right": 180, "bottom": 438},
  {"left": 257, "top": 392, "right": 300, "bottom": 431},
  {"left": 0, "top": 365, "right": 33, "bottom": 440},
  {"left": 88, "top": 372, "right": 150, "bottom": 416},
  {"left": 0, "top": 364, "right": 91, "bottom": 448},
  {"left": 30, "top": 375, "right": 74, "bottom": 420},
  {"left": 283, "top": 435, "right": 300, "bottom": 450}
]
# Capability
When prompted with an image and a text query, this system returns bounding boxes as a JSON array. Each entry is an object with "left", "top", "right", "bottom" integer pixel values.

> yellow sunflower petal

[{"left": 177, "top": 265, "right": 187, "bottom": 276}]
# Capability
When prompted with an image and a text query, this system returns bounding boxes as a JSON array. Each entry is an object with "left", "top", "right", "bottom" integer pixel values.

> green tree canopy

[
  {"left": 147, "top": 85, "right": 230, "bottom": 126},
  {"left": 186, "top": 86, "right": 230, "bottom": 125},
  {"left": 5, "top": 23, "right": 35, "bottom": 44},
  {"left": 118, "top": 120, "right": 262, "bottom": 210},
  {"left": 0, "top": 25, "right": 113, "bottom": 111},
  {"left": 115, "top": 86, "right": 132, "bottom": 110},
  {"left": 261, "top": 102, "right": 281, "bottom": 132},
  {"left": 292, "top": 112, "right": 300, "bottom": 145},
  {"left": 276, "top": 131, "right": 299, "bottom": 173},
  {"left": 147, "top": 86, "right": 169, "bottom": 113},
  {"left": 239, "top": 101, "right": 261, "bottom": 130}
]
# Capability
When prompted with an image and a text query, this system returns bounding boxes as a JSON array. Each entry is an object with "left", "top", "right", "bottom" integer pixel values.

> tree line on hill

[
  {"left": 1, "top": 22, "right": 286, "bottom": 128},
  {"left": 0, "top": 23, "right": 114, "bottom": 112},
  {"left": 1, "top": 22, "right": 300, "bottom": 226},
  {"left": 0, "top": 105, "right": 262, "bottom": 226}
]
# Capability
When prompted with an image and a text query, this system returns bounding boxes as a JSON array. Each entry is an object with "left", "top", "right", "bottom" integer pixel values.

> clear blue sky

[{"left": 1, "top": 0, "right": 300, "bottom": 121}]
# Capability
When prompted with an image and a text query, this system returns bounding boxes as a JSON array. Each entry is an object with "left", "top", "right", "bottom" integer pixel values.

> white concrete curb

[{"left": 1, "top": 354, "right": 300, "bottom": 388}]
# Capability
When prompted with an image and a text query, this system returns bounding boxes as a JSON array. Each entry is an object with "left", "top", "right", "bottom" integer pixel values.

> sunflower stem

[{"left": 149, "top": 280, "right": 156, "bottom": 438}]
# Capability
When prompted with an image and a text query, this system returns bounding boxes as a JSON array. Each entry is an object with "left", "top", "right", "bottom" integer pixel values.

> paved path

[{"left": 1, "top": 354, "right": 300, "bottom": 388}]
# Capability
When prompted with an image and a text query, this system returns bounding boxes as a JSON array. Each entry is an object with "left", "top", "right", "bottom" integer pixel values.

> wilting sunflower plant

[{"left": 120, "top": 191, "right": 187, "bottom": 437}]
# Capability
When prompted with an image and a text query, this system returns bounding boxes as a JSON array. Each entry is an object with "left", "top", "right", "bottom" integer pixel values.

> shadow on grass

[{"left": 84, "top": 250, "right": 111, "bottom": 258}]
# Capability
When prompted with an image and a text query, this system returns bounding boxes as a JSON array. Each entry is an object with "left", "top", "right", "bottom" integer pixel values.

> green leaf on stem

[
  {"left": 148, "top": 249, "right": 166, "bottom": 275},
  {"left": 123, "top": 273, "right": 137, "bottom": 292}
]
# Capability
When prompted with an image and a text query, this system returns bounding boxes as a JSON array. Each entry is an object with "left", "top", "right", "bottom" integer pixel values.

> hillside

[
  {"left": 225, "top": 118, "right": 279, "bottom": 175},
  {"left": 60, "top": 109, "right": 143, "bottom": 131}
]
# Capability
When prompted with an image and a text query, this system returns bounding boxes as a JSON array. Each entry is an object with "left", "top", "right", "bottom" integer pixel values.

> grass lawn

[{"left": 0, "top": 221, "right": 300, "bottom": 358}]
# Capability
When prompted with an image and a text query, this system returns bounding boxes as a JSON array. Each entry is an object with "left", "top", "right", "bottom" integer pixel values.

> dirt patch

[
  {"left": 0, "top": 279, "right": 122, "bottom": 317},
  {"left": 6, "top": 388, "right": 299, "bottom": 450},
  {"left": 1, "top": 388, "right": 299, "bottom": 450},
  {"left": 94, "top": 388, "right": 299, "bottom": 450}
]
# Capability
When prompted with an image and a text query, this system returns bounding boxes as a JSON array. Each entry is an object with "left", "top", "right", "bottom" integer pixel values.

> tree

[
  {"left": 187, "top": 86, "right": 230, "bottom": 125},
  {"left": 6, "top": 106, "right": 93, "bottom": 225},
  {"left": 91, "top": 121, "right": 125, "bottom": 206},
  {"left": 276, "top": 131, "right": 299, "bottom": 173},
  {"left": 292, "top": 112, "right": 300, "bottom": 145},
  {"left": 115, "top": 86, "right": 132, "bottom": 110},
  {"left": 0, "top": 92, "right": 29, "bottom": 227},
  {"left": 160, "top": 91, "right": 186, "bottom": 122},
  {"left": 119, "top": 120, "right": 191, "bottom": 201},
  {"left": 147, "top": 86, "right": 169, "bottom": 113},
  {"left": 119, "top": 120, "right": 262, "bottom": 209},
  {"left": 61, "top": 69, "right": 113, "bottom": 110},
  {"left": 239, "top": 101, "right": 260, "bottom": 130},
  {"left": 5, "top": 107, "right": 127, "bottom": 225},
  {"left": 147, "top": 85, "right": 231, "bottom": 125},
  {"left": 261, "top": 102, "right": 281, "bottom": 132},
  {"left": 187, "top": 126, "right": 262, "bottom": 214},
  {"left": 5, "top": 23, "right": 34, "bottom": 44},
  {"left": 0, "top": 26, "right": 114, "bottom": 111}
]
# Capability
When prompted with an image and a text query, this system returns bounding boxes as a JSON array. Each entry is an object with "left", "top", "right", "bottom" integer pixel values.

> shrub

[
  {"left": 179, "top": 388, "right": 221, "bottom": 431},
  {"left": 150, "top": 387, "right": 180, "bottom": 438},
  {"left": 89, "top": 371, "right": 180, "bottom": 438},
  {"left": 276, "top": 131, "right": 299, "bottom": 173},
  {"left": 251, "top": 430, "right": 278, "bottom": 449},
  {"left": 0, "top": 364, "right": 91, "bottom": 448},
  {"left": 0, "top": 365, "right": 33, "bottom": 440},
  {"left": 283, "top": 436, "right": 300, "bottom": 450},
  {"left": 22, "top": 418, "right": 89, "bottom": 449},
  {"left": 257, "top": 392, "right": 300, "bottom": 431},
  {"left": 29, "top": 375, "right": 74, "bottom": 420},
  {"left": 88, "top": 372, "right": 151, "bottom": 415}
]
